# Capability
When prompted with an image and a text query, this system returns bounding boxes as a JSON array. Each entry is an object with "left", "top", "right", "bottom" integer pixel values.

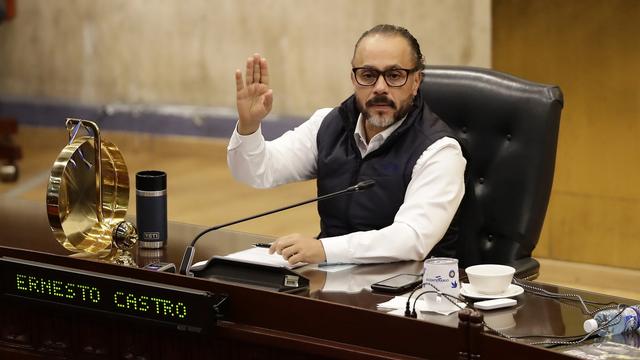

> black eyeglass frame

[{"left": 351, "top": 66, "right": 421, "bottom": 87}]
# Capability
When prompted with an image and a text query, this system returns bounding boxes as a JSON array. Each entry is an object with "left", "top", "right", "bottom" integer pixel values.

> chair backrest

[{"left": 422, "top": 66, "right": 563, "bottom": 269}]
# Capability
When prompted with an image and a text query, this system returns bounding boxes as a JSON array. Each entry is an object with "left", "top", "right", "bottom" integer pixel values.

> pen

[{"left": 253, "top": 243, "right": 272, "bottom": 248}]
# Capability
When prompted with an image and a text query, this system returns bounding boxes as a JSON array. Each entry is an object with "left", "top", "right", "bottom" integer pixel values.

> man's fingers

[
  {"left": 235, "top": 70, "right": 244, "bottom": 92},
  {"left": 245, "top": 56, "right": 254, "bottom": 86},
  {"left": 259, "top": 57, "right": 269, "bottom": 86},
  {"left": 269, "top": 238, "right": 283, "bottom": 255},
  {"left": 242, "top": 53, "right": 267, "bottom": 88},
  {"left": 252, "top": 53, "right": 261, "bottom": 84},
  {"left": 281, "top": 244, "right": 298, "bottom": 260},
  {"left": 268, "top": 237, "right": 285, "bottom": 254},
  {"left": 271, "top": 234, "right": 297, "bottom": 255},
  {"left": 287, "top": 253, "right": 304, "bottom": 265}
]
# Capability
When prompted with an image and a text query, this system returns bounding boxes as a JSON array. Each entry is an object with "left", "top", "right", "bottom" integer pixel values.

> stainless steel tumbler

[{"left": 136, "top": 170, "right": 167, "bottom": 249}]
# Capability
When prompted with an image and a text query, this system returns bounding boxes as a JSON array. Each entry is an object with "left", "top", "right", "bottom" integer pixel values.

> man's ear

[{"left": 412, "top": 71, "right": 423, "bottom": 96}]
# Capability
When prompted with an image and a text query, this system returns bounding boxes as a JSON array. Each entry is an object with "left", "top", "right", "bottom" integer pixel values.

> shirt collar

[{"left": 353, "top": 114, "right": 406, "bottom": 157}]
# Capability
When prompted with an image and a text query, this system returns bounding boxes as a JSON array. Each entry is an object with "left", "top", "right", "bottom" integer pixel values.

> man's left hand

[{"left": 269, "top": 234, "right": 326, "bottom": 265}]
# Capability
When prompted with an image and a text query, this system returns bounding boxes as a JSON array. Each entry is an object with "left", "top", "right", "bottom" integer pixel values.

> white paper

[
  {"left": 377, "top": 296, "right": 466, "bottom": 316},
  {"left": 219, "top": 247, "right": 306, "bottom": 269}
]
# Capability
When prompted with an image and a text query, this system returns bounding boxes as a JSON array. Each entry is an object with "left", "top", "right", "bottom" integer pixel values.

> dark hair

[{"left": 352, "top": 24, "right": 426, "bottom": 71}]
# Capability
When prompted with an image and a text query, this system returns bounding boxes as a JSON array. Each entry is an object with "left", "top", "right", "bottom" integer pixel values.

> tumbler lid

[{"left": 136, "top": 170, "right": 166, "bottom": 191}]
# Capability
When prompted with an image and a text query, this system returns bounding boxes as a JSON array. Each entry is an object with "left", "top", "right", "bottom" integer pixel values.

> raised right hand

[{"left": 235, "top": 53, "right": 273, "bottom": 135}]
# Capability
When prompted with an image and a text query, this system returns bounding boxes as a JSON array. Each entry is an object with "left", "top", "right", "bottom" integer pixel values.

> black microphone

[{"left": 178, "top": 179, "right": 376, "bottom": 275}]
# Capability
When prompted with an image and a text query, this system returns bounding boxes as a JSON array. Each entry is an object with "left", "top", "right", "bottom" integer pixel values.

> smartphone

[{"left": 371, "top": 274, "right": 422, "bottom": 294}]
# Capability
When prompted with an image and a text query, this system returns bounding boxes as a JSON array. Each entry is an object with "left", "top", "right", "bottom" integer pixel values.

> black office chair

[{"left": 422, "top": 66, "right": 563, "bottom": 280}]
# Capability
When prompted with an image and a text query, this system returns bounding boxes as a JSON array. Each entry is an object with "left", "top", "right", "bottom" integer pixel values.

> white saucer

[{"left": 460, "top": 283, "right": 524, "bottom": 299}]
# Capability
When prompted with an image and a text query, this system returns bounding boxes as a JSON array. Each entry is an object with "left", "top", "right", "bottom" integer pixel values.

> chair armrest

[{"left": 508, "top": 257, "right": 540, "bottom": 281}]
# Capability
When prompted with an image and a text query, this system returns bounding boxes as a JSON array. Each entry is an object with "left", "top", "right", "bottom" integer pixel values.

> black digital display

[{"left": 0, "top": 257, "right": 217, "bottom": 332}]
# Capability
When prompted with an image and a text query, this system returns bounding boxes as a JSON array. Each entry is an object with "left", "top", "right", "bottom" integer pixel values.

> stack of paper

[
  {"left": 377, "top": 296, "right": 466, "bottom": 316},
  {"left": 220, "top": 247, "right": 307, "bottom": 269}
]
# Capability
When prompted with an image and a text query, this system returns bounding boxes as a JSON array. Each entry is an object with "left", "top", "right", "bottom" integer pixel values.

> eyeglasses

[{"left": 352, "top": 67, "right": 419, "bottom": 87}]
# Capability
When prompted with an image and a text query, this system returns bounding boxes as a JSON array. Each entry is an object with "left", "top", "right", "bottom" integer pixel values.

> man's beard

[{"left": 360, "top": 94, "right": 413, "bottom": 128}]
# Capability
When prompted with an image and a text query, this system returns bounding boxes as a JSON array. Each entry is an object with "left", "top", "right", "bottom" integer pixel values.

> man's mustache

[{"left": 366, "top": 95, "right": 396, "bottom": 109}]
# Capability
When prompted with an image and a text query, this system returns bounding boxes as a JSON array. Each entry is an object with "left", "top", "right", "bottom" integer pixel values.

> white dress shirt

[{"left": 227, "top": 108, "right": 466, "bottom": 264}]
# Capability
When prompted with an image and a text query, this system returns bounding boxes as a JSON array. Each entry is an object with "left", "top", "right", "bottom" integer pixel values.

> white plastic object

[
  {"left": 583, "top": 318, "right": 599, "bottom": 333},
  {"left": 474, "top": 298, "right": 517, "bottom": 310}
]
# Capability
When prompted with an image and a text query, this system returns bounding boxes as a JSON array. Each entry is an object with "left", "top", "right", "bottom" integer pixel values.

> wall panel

[
  {"left": 0, "top": 0, "right": 490, "bottom": 117},
  {"left": 493, "top": 0, "right": 640, "bottom": 269}
]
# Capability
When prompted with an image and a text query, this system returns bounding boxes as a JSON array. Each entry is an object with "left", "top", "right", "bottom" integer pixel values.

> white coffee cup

[{"left": 465, "top": 264, "right": 515, "bottom": 295}]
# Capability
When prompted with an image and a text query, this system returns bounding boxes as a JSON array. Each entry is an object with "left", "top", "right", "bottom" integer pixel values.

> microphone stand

[{"left": 178, "top": 179, "right": 375, "bottom": 276}]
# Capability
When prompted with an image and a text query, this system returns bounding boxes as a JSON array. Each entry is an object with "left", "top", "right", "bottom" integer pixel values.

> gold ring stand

[{"left": 46, "top": 119, "right": 138, "bottom": 265}]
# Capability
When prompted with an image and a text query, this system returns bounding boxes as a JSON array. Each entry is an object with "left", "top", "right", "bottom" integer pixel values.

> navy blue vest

[{"left": 316, "top": 91, "right": 461, "bottom": 258}]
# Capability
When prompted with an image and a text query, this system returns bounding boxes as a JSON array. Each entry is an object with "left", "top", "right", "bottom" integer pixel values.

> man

[{"left": 228, "top": 24, "right": 466, "bottom": 266}]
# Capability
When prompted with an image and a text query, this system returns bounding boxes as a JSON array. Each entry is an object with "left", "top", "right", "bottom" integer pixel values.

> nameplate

[{"left": 0, "top": 257, "right": 218, "bottom": 332}]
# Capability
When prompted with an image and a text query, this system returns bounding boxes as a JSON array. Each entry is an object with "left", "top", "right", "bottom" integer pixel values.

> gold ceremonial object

[{"left": 46, "top": 119, "right": 137, "bottom": 258}]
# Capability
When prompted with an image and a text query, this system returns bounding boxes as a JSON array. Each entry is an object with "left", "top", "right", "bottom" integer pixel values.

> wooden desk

[{"left": 1, "top": 197, "right": 638, "bottom": 359}]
